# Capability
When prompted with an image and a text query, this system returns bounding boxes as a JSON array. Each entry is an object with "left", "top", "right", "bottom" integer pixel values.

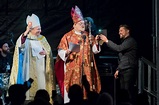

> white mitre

[{"left": 26, "top": 14, "right": 41, "bottom": 28}]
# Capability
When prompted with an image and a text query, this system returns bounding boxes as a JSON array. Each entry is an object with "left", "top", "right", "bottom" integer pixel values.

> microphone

[{"left": 82, "top": 35, "right": 86, "bottom": 42}]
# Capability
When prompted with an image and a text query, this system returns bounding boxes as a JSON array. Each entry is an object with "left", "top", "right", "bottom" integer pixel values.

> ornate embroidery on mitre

[{"left": 71, "top": 5, "right": 84, "bottom": 23}]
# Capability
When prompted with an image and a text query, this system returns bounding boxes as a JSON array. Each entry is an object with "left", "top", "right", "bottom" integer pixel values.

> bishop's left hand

[{"left": 95, "top": 35, "right": 100, "bottom": 44}]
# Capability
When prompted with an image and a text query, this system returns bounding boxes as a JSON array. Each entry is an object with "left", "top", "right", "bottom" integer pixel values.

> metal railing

[{"left": 138, "top": 57, "right": 157, "bottom": 105}]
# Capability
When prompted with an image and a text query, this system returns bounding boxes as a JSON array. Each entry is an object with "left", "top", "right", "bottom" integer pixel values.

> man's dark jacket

[{"left": 107, "top": 36, "right": 138, "bottom": 71}]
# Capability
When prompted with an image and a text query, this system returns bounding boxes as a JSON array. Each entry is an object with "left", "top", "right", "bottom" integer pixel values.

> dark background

[{"left": 0, "top": 0, "right": 152, "bottom": 61}]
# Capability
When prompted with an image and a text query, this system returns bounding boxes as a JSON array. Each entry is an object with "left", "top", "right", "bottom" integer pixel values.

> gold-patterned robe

[
  {"left": 9, "top": 33, "right": 56, "bottom": 102},
  {"left": 56, "top": 30, "right": 101, "bottom": 99}
]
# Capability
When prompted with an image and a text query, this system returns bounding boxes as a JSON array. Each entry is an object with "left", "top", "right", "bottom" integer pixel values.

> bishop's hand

[{"left": 23, "top": 22, "right": 32, "bottom": 36}]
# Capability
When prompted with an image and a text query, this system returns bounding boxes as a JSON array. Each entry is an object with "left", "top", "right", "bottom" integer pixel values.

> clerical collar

[
  {"left": 27, "top": 33, "right": 41, "bottom": 40},
  {"left": 75, "top": 31, "right": 82, "bottom": 35}
]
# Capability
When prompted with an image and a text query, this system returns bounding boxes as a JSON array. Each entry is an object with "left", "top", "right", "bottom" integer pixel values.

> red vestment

[{"left": 55, "top": 30, "right": 101, "bottom": 99}]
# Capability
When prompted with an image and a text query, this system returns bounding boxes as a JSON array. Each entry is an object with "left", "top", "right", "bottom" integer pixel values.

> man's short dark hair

[
  {"left": 0, "top": 41, "right": 8, "bottom": 48},
  {"left": 119, "top": 24, "right": 131, "bottom": 31}
]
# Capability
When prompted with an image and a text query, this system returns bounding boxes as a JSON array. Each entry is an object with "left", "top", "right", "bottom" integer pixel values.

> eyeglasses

[{"left": 76, "top": 21, "right": 85, "bottom": 26}]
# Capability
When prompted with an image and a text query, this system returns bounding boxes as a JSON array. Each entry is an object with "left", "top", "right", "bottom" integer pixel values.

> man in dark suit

[{"left": 100, "top": 24, "right": 138, "bottom": 105}]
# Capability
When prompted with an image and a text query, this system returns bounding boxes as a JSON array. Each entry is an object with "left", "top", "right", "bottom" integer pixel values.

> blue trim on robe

[{"left": 17, "top": 49, "right": 24, "bottom": 84}]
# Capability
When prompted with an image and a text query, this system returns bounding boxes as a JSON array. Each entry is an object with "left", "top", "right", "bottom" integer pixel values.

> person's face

[
  {"left": 1, "top": 43, "right": 10, "bottom": 54},
  {"left": 73, "top": 20, "right": 85, "bottom": 32},
  {"left": 30, "top": 26, "right": 41, "bottom": 36},
  {"left": 119, "top": 27, "right": 129, "bottom": 39}
]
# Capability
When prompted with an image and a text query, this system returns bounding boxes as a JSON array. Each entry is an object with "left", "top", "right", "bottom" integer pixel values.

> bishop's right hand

[
  {"left": 66, "top": 50, "right": 71, "bottom": 57},
  {"left": 66, "top": 50, "right": 76, "bottom": 61}
]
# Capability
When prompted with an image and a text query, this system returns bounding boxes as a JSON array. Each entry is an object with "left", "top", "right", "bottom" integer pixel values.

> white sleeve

[
  {"left": 92, "top": 44, "right": 101, "bottom": 54},
  {"left": 58, "top": 49, "right": 67, "bottom": 61}
]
